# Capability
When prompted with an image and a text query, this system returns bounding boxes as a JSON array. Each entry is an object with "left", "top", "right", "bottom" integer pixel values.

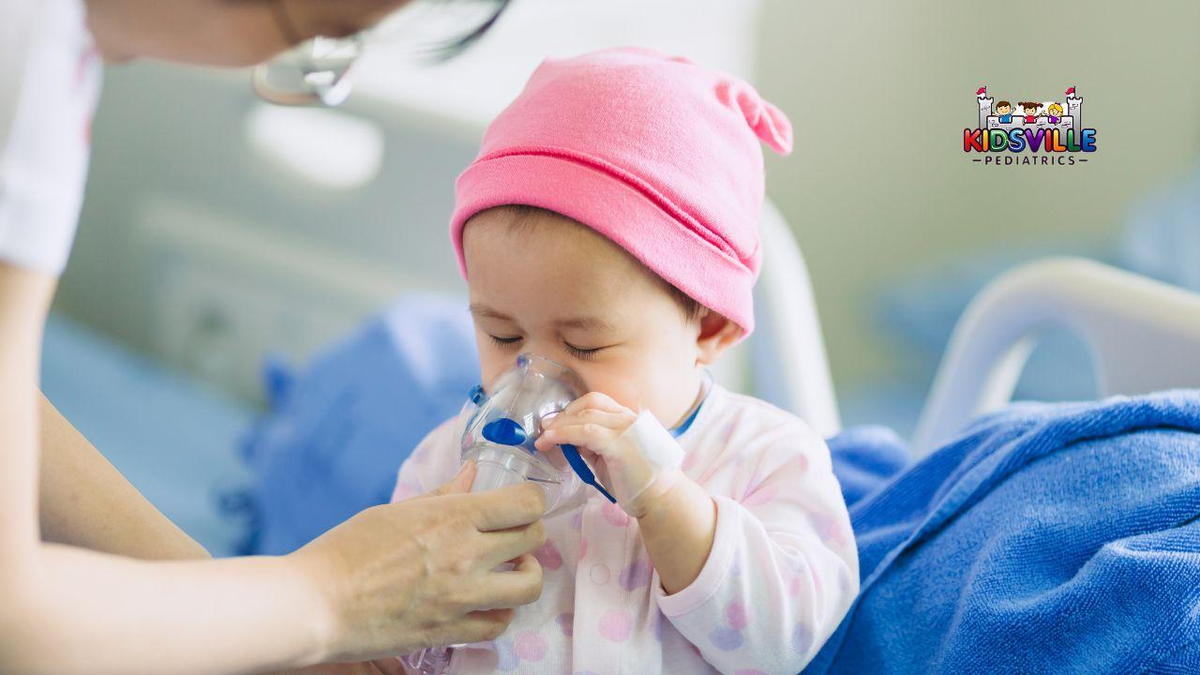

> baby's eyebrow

[
  {"left": 469, "top": 304, "right": 514, "bottom": 321},
  {"left": 555, "top": 316, "right": 614, "bottom": 332}
]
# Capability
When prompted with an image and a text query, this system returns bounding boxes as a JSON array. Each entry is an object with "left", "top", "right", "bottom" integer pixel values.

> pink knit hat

[{"left": 450, "top": 47, "right": 792, "bottom": 336}]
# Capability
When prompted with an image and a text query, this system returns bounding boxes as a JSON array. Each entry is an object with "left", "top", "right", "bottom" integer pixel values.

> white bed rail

[
  {"left": 750, "top": 202, "right": 842, "bottom": 438},
  {"left": 913, "top": 257, "right": 1200, "bottom": 457}
]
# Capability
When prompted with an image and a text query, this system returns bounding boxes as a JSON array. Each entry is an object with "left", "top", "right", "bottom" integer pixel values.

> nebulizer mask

[{"left": 460, "top": 353, "right": 615, "bottom": 516}]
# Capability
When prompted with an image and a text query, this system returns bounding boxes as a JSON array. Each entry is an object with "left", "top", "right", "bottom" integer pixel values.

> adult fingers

[
  {"left": 511, "top": 550, "right": 539, "bottom": 573},
  {"left": 397, "top": 462, "right": 475, "bottom": 504},
  {"left": 432, "top": 461, "right": 477, "bottom": 497},
  {"left": 470, "top": 553, "right": 544, "bottom": 609},
  {"left": 428, "top": 608, "right": 515, "bottom": 647},
  {"left": 477, "top": 520, "right": 547, "bottom": 568},
  {"left": 466, "top": 483, "right": 546, "bottom": 531}
]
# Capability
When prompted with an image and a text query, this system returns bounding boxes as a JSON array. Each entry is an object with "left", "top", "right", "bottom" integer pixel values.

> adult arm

[
  {"left": 1, "top": 263, "right": 545, "bottom": 674},
  {"left": 38, "top": 393, "right": 210, "bottom": 560}
]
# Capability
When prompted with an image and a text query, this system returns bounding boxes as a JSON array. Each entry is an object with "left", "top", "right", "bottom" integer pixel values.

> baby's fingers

[
  {"left": 539, "top": 422, "right": 621, "bottom": 454},
  {"left": 545, "top": 407, "right": 629, "bottom": 433},
  {"left": 562, "top": 391, "right": 627, "bottom": 415},
  {"left": 538, "top": 409, "right": 627, "bottom": 452}
]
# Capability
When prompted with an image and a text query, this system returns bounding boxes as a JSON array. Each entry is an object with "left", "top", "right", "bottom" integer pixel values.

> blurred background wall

[
  {"left": 57, "top": 0, "right": 1200, "bottom": 424},
  {"left": 756, "top": 0, "right": 1200, "bottom": 388}
]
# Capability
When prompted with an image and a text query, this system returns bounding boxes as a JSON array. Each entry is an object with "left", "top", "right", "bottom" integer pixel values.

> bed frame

[{"left": 912, "top": 257, "right": 1200, "bottom": 456}]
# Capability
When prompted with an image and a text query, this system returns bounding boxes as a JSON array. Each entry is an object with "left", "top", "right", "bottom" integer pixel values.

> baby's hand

[{"left": 536, "top": 392, "right": 684, "bottom": 518}]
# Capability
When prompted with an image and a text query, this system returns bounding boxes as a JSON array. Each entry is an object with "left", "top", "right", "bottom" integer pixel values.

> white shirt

[
  {"left": 393, "top": 384, "right": 859, "bottom": 674},
  {"left": 0, "top": 0, "right": 101, "bottom": 275}
]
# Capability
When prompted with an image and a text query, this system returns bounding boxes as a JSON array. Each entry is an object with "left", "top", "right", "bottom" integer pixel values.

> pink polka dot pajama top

[{"left": 391, "top": 384, "right": 858, "bottom": 674}]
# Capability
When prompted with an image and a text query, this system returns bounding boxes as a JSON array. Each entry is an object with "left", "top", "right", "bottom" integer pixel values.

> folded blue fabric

[
  {"left": 232, "top": 295, "right": 478, "bottom": 555},
  {"left": 826, "top": 425, "right": 909, "bottom": 508},
  {"left": 807, "top": 390, "right": 1200, "bottom": 674}
]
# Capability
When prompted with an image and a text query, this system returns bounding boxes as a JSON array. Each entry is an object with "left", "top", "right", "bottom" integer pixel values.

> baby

[{"left": 391, "top": 48, "right": 857, "bottom": 674}]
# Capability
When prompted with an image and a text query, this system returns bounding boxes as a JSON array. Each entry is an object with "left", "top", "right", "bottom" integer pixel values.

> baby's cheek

[
  {"left": 477, "top": 353, "right": 511, "bottom": 391},
  {"left": 578, "top": 370, "right": 642, "bottom": 411},
  {"left": 577, "top": 351, "right": 690, "bottom": 424}
]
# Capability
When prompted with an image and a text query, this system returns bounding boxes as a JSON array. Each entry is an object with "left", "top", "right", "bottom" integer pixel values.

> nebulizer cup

[{"left": 460, "top": 353, "right": 614, "bottom": 516}]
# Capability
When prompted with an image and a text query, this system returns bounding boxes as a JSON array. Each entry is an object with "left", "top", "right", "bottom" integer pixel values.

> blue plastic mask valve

[
  {"left": 560, "top": 444, "right": 617, "bottom": 503},
  {"left": 481, "top": 417, "right": 528, "bottom": 446}
]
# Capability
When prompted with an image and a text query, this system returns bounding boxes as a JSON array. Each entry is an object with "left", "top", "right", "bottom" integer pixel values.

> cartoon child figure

[
  {"left": 1045, "top": 102, "right": 1063, "bottom": 124},
  {"left": 994, "top": 100, "right": 1013, "bottom": 124},
  {"left": 1019, "top": 101, "right": 1041, "bottom": 123}
]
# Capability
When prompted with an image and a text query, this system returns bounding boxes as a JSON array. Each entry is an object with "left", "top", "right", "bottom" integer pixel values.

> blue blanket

[
  {"left": 808, "top": 391, "right": 1200, "bottom": 673},
  {"left": 825, "top": 425, "right": 909, "bottom": 508}
]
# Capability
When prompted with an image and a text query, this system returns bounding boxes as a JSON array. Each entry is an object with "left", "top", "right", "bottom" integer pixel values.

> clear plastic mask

[{"left": 460, "top": 353, "right": 590, "bottom": 517}]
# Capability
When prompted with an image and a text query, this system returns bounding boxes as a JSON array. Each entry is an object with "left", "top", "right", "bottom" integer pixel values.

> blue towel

[
  {"left": 232, "top": 295, "right": 479, "bottom": 555},
  {"left": 807, "top": 391, "right": 1200, "bottom": 674}
]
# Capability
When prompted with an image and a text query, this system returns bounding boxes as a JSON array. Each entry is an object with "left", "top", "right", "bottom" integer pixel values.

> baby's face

[{"left": 462, "top": 207, "right": 724, "bottom": 427}]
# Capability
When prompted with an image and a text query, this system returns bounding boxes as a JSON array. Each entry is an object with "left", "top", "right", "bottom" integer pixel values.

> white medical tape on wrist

[
  {"left": 610, "top": 409, "right": 687, "bottom": 514},
  {"left": 620, "top": 409, "right": 685, "bottom": 471}
]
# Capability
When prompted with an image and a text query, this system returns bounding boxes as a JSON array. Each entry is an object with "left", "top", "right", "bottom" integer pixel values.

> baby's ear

[{"left": 695, "top": 310, "right": 742, "bottom": 366}]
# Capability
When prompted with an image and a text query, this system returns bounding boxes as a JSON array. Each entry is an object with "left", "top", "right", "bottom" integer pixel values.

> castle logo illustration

[{"left": 964, "top": 85, "right": 1097, "bottom": 166}]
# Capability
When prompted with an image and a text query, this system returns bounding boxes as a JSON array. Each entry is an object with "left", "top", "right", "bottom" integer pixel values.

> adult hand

[
  {"left": 288, "top": 463, "right": 546, "bottom": 662},
  {"left": 84, "top": 0, "right": 414, "bottom": 66}
]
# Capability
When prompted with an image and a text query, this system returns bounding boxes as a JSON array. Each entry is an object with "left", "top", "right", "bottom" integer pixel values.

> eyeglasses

[
  {"left": 251, "top": 0, "right": 511, "bottom": 108},
  {"left": 252, "top": 36, "right": 365, "bottom": 107}
]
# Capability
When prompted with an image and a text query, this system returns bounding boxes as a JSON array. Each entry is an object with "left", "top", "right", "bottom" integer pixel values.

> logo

[{"left": 964, "top": 85, "right": 1096, "bottom": 166}]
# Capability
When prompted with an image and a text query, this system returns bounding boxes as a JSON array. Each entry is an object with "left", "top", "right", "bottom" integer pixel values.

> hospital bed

[{"left": 912, "top": 257, "right": 1200, "bottom": 456}]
